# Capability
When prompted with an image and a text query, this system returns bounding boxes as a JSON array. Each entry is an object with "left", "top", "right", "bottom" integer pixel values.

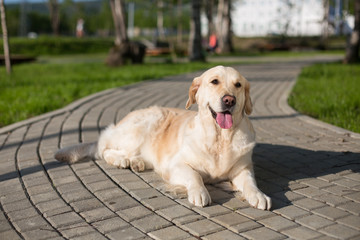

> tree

[
  {"left": 216, "top": 0, "right": 233, "bottom": 53},
  {"left": 0, "top": 0, "right": 11, "bottom": 74},
  {"left": 106, "top": 0, "right": 146, "bottom": 66},
  {"left": 344, "top": 0, "right": 360, "bottom": 63},
  {"left": 205, "top": 0, "right": 215, "bottom": 38},
  {"left": 48, "top": 0, "right": 60, "bottom": 35},
  {"left": 189, "top": 0, "right": 205, "bottom": 61}
]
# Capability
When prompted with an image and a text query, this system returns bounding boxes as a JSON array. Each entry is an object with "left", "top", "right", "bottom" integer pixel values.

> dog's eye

[
  {"left": 235, "top": 82, "right": 242, "bottom": 88},
  {"left": 211, "top": 79, "right": 219, "bottom": 85}
]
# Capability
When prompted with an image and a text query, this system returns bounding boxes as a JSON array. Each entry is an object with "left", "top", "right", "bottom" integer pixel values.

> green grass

[
  {"left": 0, "top": 61, "right": 224, "bottom": 127},
  {"left": 288, "top": 63, "right": 360, "bottom": 133}
]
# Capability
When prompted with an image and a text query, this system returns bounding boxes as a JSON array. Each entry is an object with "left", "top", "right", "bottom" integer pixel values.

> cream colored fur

[{"left": 55, "top": 66, "right": 271, "bottom": 210}]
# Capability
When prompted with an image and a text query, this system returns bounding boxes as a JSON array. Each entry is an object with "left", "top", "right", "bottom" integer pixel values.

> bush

[{"left": 0, "top": 36, "right": 114, "bottom": 56}]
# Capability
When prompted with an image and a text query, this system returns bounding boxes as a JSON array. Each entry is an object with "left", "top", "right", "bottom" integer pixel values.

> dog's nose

[{"left": 222, "top": 95, "right": 236, "bottom": 108}]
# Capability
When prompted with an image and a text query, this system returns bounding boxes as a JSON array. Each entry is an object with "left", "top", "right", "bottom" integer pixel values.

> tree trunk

[
  {"left": 157, "top": 0, "right": 165, "bottom": 40},
  {"left": 109, "top": 0, "right": 128, "bottom": 47},
  {"left": 48, "top": 0, "right": 60, "bottom": 36},
  {"left": 216, "top": 0, "right": 233, "bottom": 53},
  {"left": 0, "top": 0, "right": 11, "bottom": 74},
  {"left": 177, "top": 0, "right": 182, "bottom": 44},
  {"left": 205, "top": 0, "right": 215, "bottom": 37},
  {"left": 189, "top": 0, "right": 205, "bottom": 62},
  {"left": 344, "top": 0, "right": 360, "bottom": 63}
]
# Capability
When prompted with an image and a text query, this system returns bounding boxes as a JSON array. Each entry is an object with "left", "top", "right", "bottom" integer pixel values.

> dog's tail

[{"left": 54, "top": 142, "right": 98, "bottom": 164}]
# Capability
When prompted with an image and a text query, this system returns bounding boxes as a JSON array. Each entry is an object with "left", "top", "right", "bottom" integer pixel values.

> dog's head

[{"left": 186, "top": 66, "right": 252, "bottom": 129}]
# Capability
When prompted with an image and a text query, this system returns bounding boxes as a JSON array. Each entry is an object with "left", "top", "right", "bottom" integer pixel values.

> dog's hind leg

[{"left": 103, "top": 149, "right": 130, "bottom": 169}]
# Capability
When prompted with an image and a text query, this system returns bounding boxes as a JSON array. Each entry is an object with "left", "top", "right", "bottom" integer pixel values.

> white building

[{"left": 231, "top": 0, "right": 325, "bottom": 37}]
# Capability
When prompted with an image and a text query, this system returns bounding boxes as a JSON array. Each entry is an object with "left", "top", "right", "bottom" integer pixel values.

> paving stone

[
  {"left": 106, "top": 226, "right": 146, "bottom": 240},
  {"left": 59, "top": 222, "right": 95, "bottom": 238},
  {"left": 204, "top": 229, "right": 245, "bottom": 240},
  {"left": 293, "top": 198, "right": 325, "bottom": 211},
  {"left": 141, "top": 196, "right": 177, "bottom": 211},
  {"left": 30, "top": 191, "right": 59, "bottom": 204},
  {"left": 172, "top": 214, "right": 204, "bottom": 225},
  {"left": 313, "top": 206, "right": 349, "bottom": 220},
  {"left": 274, "top": 205, "right": 310, "bottom": 220},
  {"left": 212, "top": 212, "right": 251, "bottom": 228},
  {"left": 2, "top": 199, "right": 33, "bottom": 213},
  {"left": 182, "top": 219, "right": 224, "bottom": 237},
  {"left": 0, "top": 230, "right": 22, "bottom": 240},
  {"left": 80, "top": 207, "right": 116, "bottom": 223},
  {"left": 72, "top": 231, "right": 108, "bottom": 240},
  {"left": 282, "top": 226, "right": 323, "bottom": 240},
  {"left": 344, "top": 191, "right": 360, "bottom": 203},
  {"left": 92, "top": 217, "right": 129, "bottom": 233},
  {"left": 117, "top": 205, "right": 153, "bottom": 222},
  {"left": 87, "top": 180, "right": 117, "bottom": 192},
  {"left": 301, "top": 179, "right": 333, "bottom": 189},
  {"left": 131, "top": 188, "right": 163, "bottom": 201},
  {"left": 320, "top": 224, "right": 360, "bottom": 239},
  {"left": 294, "top": 187, "right": 325, "bottom": 198},
  {"left": 120, "top": 180, "right": 150, "bottom": 191},
  {"left": 237, "top": 207, "right": 275, "bottom": 220},
  {"left": 241, "top": 226, "right": 286, "bottom": 240},
  {"left": 148, "top": 226, "right": 191, "bottom": 240},
  {"left": 156, "top": 205, "right": 194, "bottom": 221},
  {"left": 7, "top": 207, "right": 38, "bottom": 221},
  {"left": 69, "top": 197, "right": 103, "bottom": 212},
  {"left": 22, "top": 225, "right": 60, "bottom": 240},
  {"left": 333, "top": 178, "right": 360, "bottom": 188},
  {"left": 131, "top": 214, "right": 172, "bottom": 232},
  {"left": 193, "top": 204, "right": 231, "bottom": 218},
  {"left": 219, "top": 197, "right": 249, "bottom": 210},
  {"left": 323, "top": 185, "right": 353, "bottom": 196},
  {"left": 61, "top": 189, "right": 93, "bottom": 203},
  {"left": 0, "top": 190, "right": 27, "bottom": 204},
  {"left": 295, "top": 214, "right": 333, "bottom": 230},
  {"left": 0, "top": 219, "right": 13, "bottom": 232},
  {"left": 258, "top": 215, "right": 298, "bottom": 231},
  {"left": 96, "top": 188, "right": 126, "bottom": 201},
  {"left": 314, "top": 193, "right": 351, "bottom": 207},
  {"left": 12, "top": 215, "right": 49, "bottom": 232},
  {"left": 106, "top": 195, "right": 139, "bottom": 211},
  {"left": 337, "top": 215, "right": 360, "bottom": 230},
  {"left": 43, "top": 206, "right": 73, "bottom": 218},
  {"left": 47, "top": 211, "right": 83, "bottom": 228}
]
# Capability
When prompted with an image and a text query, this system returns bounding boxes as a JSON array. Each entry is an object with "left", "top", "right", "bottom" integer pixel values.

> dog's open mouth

[{"left": 209, "top": 107, "right": 233, "bottom": 129}]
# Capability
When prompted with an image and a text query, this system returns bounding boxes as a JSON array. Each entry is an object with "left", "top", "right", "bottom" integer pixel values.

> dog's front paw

[
  {"left": 188, "top": 186, "right": 211, "bottom": 207},
  {"left": 244, "top": 189, "right": 271, "bottom": 210}
]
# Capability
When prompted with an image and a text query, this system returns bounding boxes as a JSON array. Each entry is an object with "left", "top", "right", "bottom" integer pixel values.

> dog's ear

[
  {"left": 245, "top": 81, "right": 253, "bottom": 115},
  {"left": 185, "top": 76, "right": 201, "bottom": 109}
]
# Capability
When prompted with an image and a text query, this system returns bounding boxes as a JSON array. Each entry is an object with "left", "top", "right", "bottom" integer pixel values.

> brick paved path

[{"left": 1, "top": 57, "right": 360, "bottom": 240}]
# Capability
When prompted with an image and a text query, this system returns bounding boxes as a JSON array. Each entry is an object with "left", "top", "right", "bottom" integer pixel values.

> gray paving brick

[
  {"left": 30, "top": 191, "right": 59, "bottom": 204},
  {"left": 47, "top": 211, "right": 83, "bottom": 228},
  {"left": 172, "top": 214, "right": 204, "bottom": 225},
  {"left": 323, "top": 185, "right": 353, "bottom": 196},
  {"left": 295, "top": 214, "right": 333, "bottom": 230},
  {"left": 258, "top": 215, "right": 298, "bottom": 231},
  {"left": 344, "top": 191, "right": 360, "bottom": 203},
  {"left": 313, "top": 206, "right": 349, "bottom": 220},
  {"left": 72, "top": 231, "right": 108, "bottom": 240},
  {"left": 204, "top": 230, "right": 245, "bottom": 240},
  {"left": 0, "top": 230, "right": 22, "bottom": 240},
  {"left": 282, "top": 226, "right": 323, "bottom": 240},
  {"left": 61, "top": 189, "right": 93, "bottom": 203},
  {"left": 237, "top": 207, "right": 275, "bottom": 220},
  {"left": 106, "top": 226, "right": 146, "bottom": 240},
  {"left": 148, "top": 226, "right": 191, "bottom": 240},
  {"left": 294, "top": 187, "right": 325, "bottom": 198},
  {"left": 141, "top": 196, "right": 177, "bottom": 211},
  {"left": 274, "top": 205, "right": 310, "bottom": 220},
  {"left": 182, "top": 219, "right": 224, "bottom": 237},
  {"left": 219, "top": 197, "right": 249, "bottom": 210},
  {"left": 2, "top": 199, "right": 33, "bottom": 213},
  {"left": 156, "top": 205, "right": 194, "bottom": 221},
  {"left": 241, "top": 226, "right": 286, "bottom": 240},
  {"left": 92, "top": 217, "right": 129, "bottom": 233},
  {"left": 13, "top": 215, "right": 49, "bottom": 232},
  {"left": 293, "top": 198, "right": 326, "bottom": 211},
  {"left": 212, "top": 212, "right": 251, "bottom": 228},
  {"left": 80, "top": 207, "right": 116, "bottom": 223},
  {"left": 7, "top": 207, "right": 38, "bottom": 221},
  {"left": 95, "top": 188, "right": 126, "bottom": 201},
  {"left": 320, "top": 224, "right": 360, "bottom": 239},
  {"left": 337, "top": 215, "right": 360, "bottom": 230},
  {"left": 120, "top": 180, "right": 150, "bottom": 191},
  {"left": 193, "top": 204, "right": 231, "bottom": 218},
  {"left": 131, "top": 188, "right": 163, "bottom": 201},
  {"left": 131, "top": 214, "right": 172, "bottom": 233},
  {"left": 0, "top": 219, "right": 13, "bottom": 232},
  {"left": 333, "top": 178, "right": 360, "bottom": 188},
  {"left": 59, "top": 222, "right": 95, "bottom": 238},
  {"left": 106, "top": 195, "right": 139, "bottom": 211},
  {"left": 301, "top": 179, "right": 333, "bottom": 189},
  {"left": 117, "top": 205, "right": 153, "bottom": 222},
  {"left": 314, "top": 193, "right": 351, "bottom": 207},
  {"left": 22, "top": 225, "right": 60, "bottom": 240}
]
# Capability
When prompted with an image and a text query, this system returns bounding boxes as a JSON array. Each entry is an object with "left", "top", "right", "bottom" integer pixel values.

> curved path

[{"left": 1, "top": 56, "right": 360, "bottom": 240}]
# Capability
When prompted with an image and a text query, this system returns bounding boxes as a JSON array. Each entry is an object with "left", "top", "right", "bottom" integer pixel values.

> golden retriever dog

[{"left": 55, "top": 66, "right": 271, "bottom": 210}]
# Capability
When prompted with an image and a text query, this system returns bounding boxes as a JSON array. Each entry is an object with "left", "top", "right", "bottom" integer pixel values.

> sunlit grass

[
  {"left": 288, "top": 63, "right": 360, "bottom": 133},
  {"left": 0, "top": 61, "right": 222, "bottom": 127}
]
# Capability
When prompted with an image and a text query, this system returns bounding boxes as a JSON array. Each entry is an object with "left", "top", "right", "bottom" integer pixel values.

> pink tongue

[{"left": 216, "top": 112, "right": 233, "bottom": 129}]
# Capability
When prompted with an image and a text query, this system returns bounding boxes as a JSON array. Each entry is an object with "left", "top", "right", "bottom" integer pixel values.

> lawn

[
  {"left": 288, "top": 62, "right": 360, "bottom": 133},
  {"left": 0, "top": 60, "right": 222, "bottom": 127}
]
